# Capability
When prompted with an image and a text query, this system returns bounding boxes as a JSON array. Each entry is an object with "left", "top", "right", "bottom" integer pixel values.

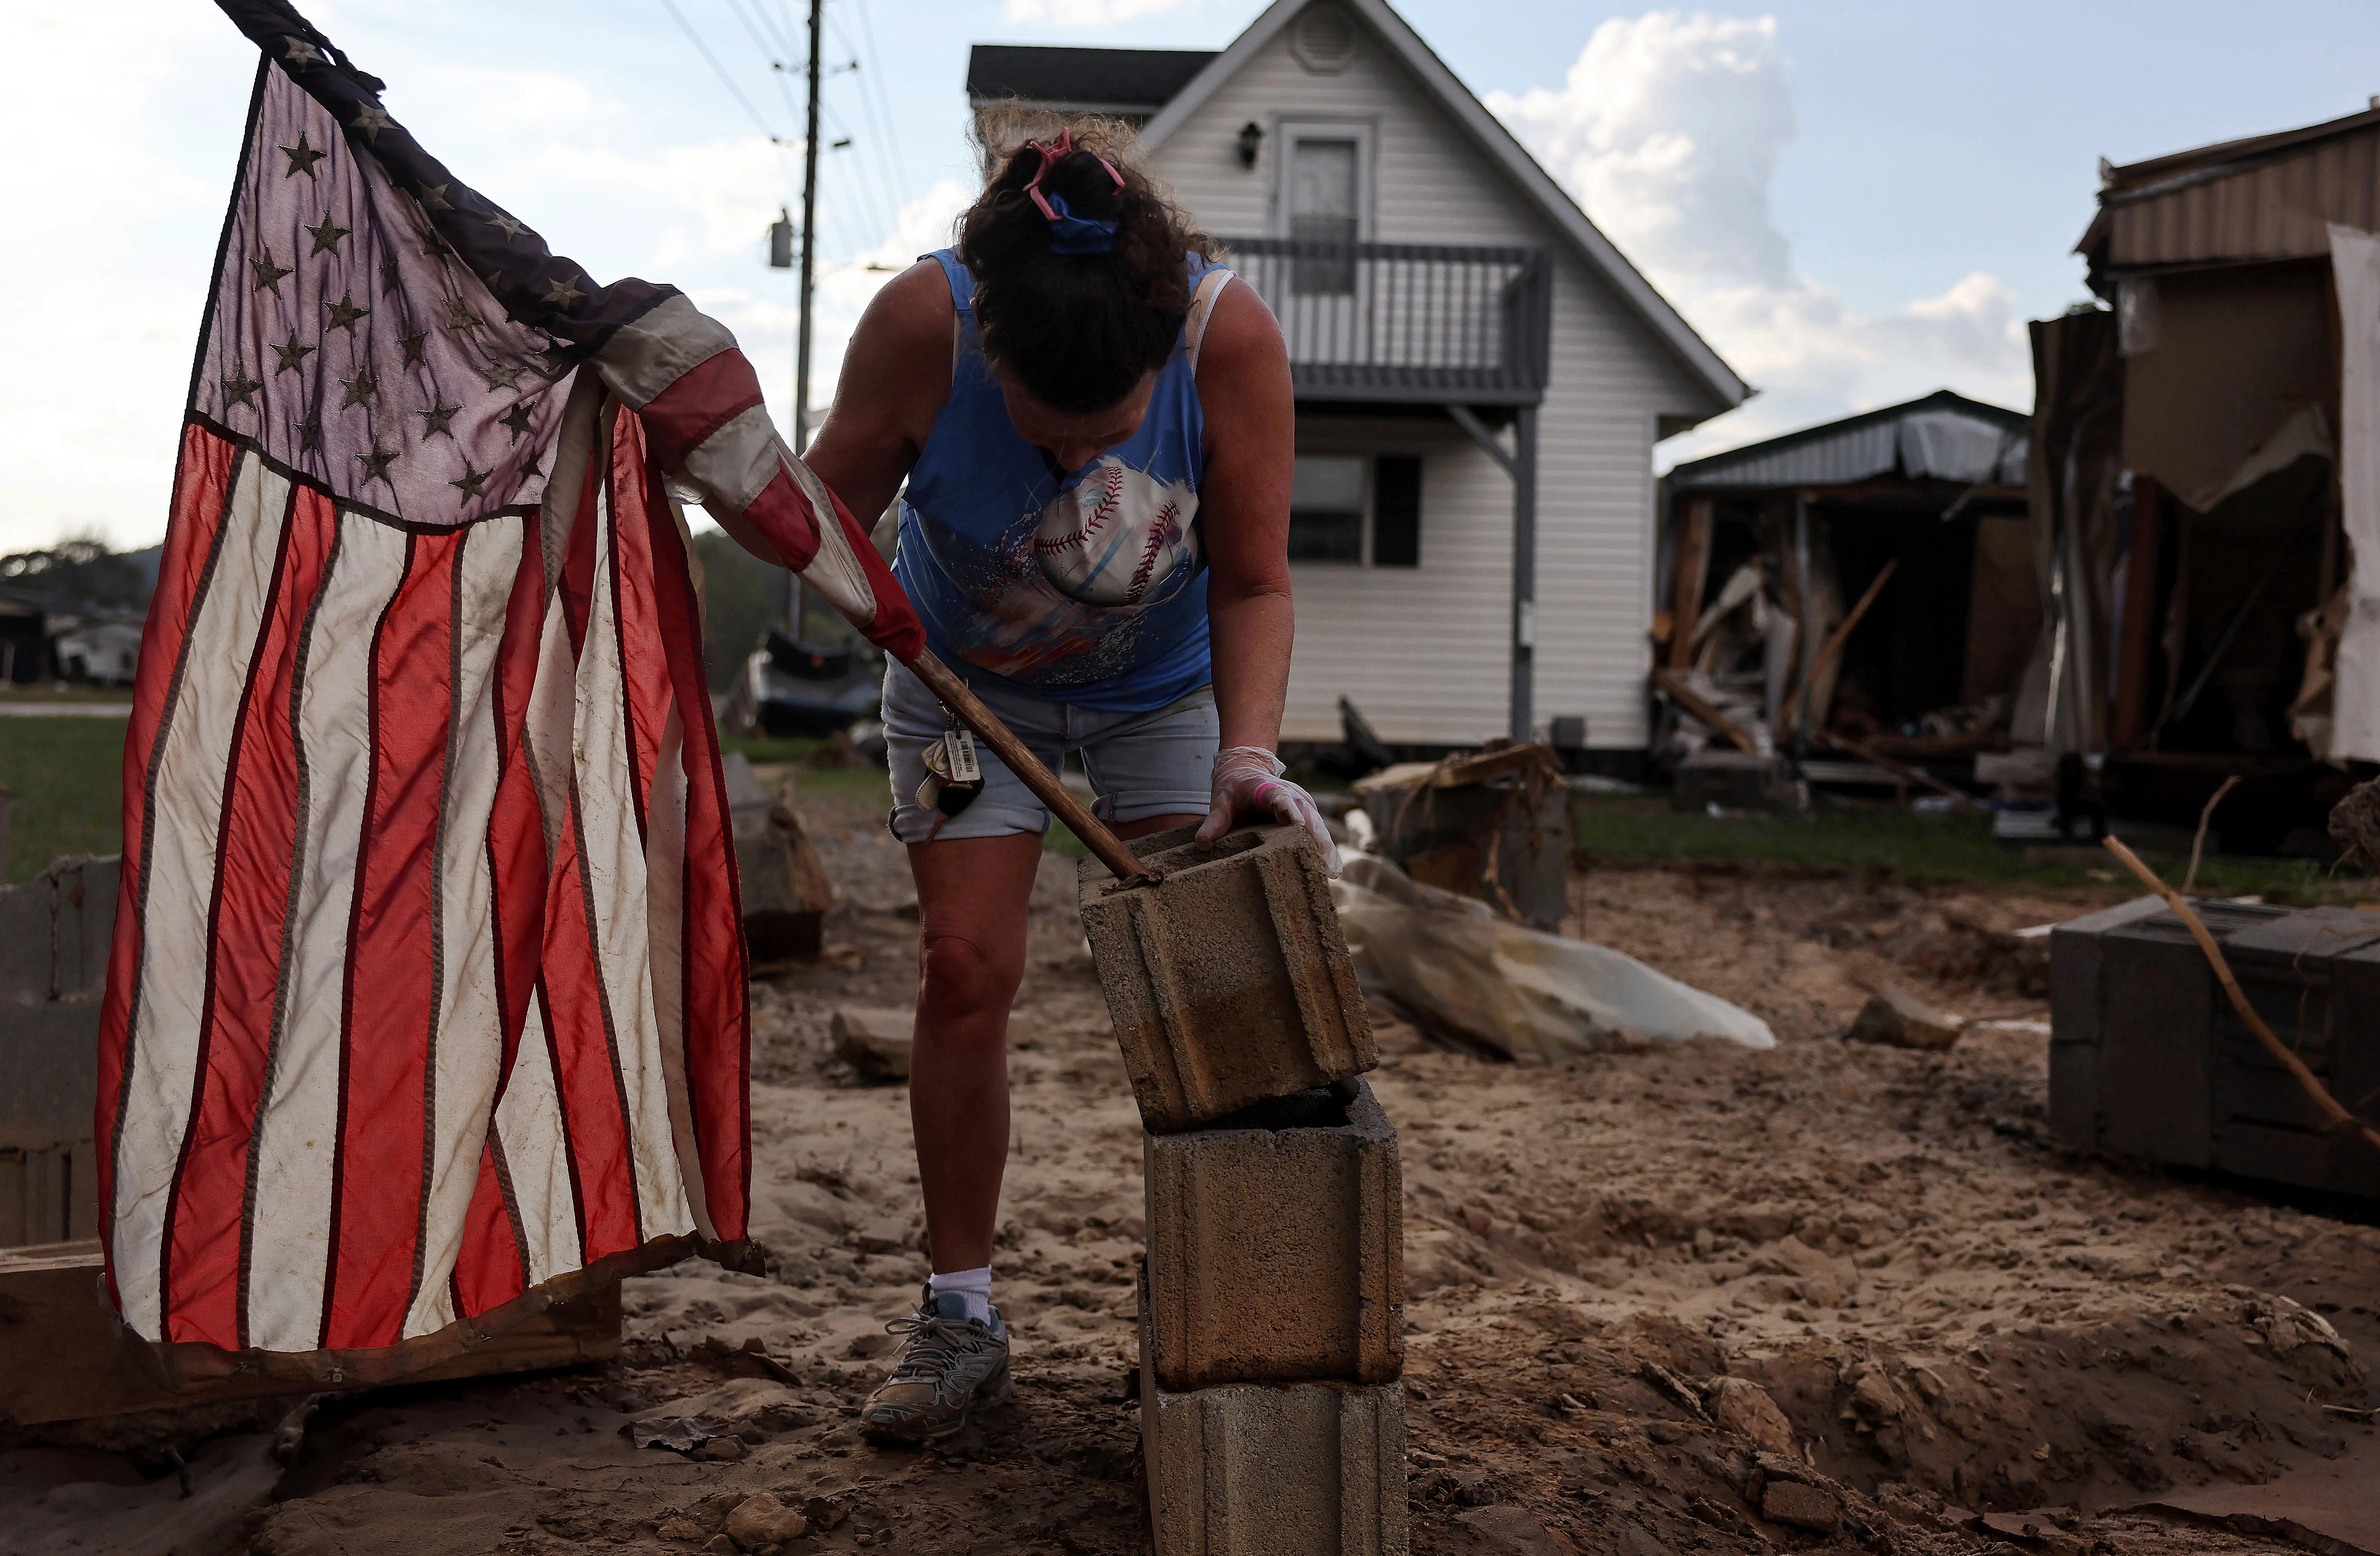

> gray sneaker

[{"left": 857, "top": 1287, "right": 1014, "bottom": 1441}]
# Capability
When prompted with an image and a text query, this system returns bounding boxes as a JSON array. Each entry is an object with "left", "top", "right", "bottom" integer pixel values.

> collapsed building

[{"left": 2031, "top": 102, "right": 2380, "bottom": 847}]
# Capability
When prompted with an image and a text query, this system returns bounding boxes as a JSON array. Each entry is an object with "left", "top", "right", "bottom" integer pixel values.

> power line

[
  {"left": 655, "top": 0, "right": 792, "bottom": 146},
  {"left": 849, "top": 0, "right": 911, "bottom": 197},
  {"left": 828, "top": 5, "right": 909, "bottom": 238},
  {"left": 719, "top": 0, "right": 796, "bottom": 68}
]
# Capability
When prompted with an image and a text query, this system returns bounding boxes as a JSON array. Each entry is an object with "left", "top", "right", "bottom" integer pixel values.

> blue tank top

[{"left": 891, "top": 248, "right": 1226, "bottom": 712}]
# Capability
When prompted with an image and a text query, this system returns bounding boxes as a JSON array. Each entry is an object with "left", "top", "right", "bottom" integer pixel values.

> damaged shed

[
  {"left": 2033, "top": 103, "right": 2380, "bottom": 843},
  {"left": 1656, "top": 391, "right": 2037, "bottom": 769}
]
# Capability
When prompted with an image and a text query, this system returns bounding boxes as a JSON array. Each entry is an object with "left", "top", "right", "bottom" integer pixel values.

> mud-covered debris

[
  {"left": 622, "top": 1413, "right": 734, "bottom": 1453},
  {"left": 1708, "top": 1376, "right": 1796, "bottom": 1456},
  {"left": 1844, "top": 986, "right": 1961, "bottom": 1050},
  {"left": 2329, "top": 776, "right": 2380, "bottom": 873},
  {"left": 1761, "top": 1478, "right": 1842, "bottom": 1533}
]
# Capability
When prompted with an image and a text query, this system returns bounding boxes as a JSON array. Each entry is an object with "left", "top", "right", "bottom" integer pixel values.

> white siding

[{"left": 1150, "top": 7, "right": 1717, "bottom": 747}]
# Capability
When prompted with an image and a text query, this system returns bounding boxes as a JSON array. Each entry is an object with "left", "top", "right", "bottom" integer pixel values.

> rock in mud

[
  {"left": 1844, "top": 987, "right": 1961, "bottom": 1050},
  {"left": 1707, "top": 1376, "right": 1796, "bottom": 1456},
  {"left": 725, "top": 1494, "right": 809, "bottom": 1550},
  {"left": 833, "top": 1006, "right": 914, "bottom": 1081},
  {"left": 1760, "top": 1478, "right": 1841, "bottom": 1533}
]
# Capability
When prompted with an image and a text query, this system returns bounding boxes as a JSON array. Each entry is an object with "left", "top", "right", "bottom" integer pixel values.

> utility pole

[{"left": 784, "top": 0, "right": 824, "bottom": 642}]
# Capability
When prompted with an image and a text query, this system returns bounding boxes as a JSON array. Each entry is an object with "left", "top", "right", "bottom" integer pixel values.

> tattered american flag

[{"left": 98, "top": 0, "right": 921, "bottom": 1385}]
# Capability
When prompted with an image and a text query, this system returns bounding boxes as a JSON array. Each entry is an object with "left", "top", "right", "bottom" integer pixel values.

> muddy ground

[{"left": 12, "top": 777, "right": 2380, "bottom": 1556}]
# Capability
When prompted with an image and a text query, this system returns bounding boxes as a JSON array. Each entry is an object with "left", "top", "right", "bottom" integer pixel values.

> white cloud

[
  {"left": 1002, "top": 0, "right": 1204, "bottom": 25},
  {"left": 1487, "top": 11, "right": 2030, "bottom": 460}
]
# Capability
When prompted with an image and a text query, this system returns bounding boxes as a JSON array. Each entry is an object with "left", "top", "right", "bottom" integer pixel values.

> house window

[
  {"left": 1288, "top": 454, "right": 1423, "bottom": 567},
  {"left": 1288, "top": 137, "right": 1359, "bottom": 295}
]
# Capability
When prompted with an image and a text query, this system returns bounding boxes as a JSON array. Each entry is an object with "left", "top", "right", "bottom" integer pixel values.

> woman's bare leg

[
  {"left": 904, "top": 811, "right": 1202, "bottom": 1273},
  {"left": 907, "top": 831, "right": 1044, "bottom": 1274}
]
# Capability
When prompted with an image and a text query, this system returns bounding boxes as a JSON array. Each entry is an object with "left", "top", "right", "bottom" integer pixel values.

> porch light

[{"left": 1237, "top": 121, "right": 1263, "bottom": 169}]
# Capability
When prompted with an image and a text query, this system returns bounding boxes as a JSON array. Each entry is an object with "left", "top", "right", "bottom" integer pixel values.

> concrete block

[
  {"left": 1079, "top": 825, "right": 1373, "bottom": 1134},
  {"left": 724, "top": 755, "right": 834, "bottom": 965},
  {"left": 1141, "top": 1270, "right": 1408, "bottom": 1556},
  {"left": 1144, "top": 1079, "right": 1402, "bottom": 1390}
]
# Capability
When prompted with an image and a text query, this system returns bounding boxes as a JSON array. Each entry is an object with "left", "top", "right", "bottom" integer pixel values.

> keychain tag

[{"left": 945, "top": 728, "right": 980, "bottom": 784}]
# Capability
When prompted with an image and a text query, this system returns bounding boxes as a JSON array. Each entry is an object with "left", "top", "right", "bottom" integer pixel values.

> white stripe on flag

[
  {"left": 573, "top": 487, "right": 695, "bottom": 1245},
  {"left": 402, "top": 521, "right": 526, "bottom": 1339},
  {"left": 643, "top": 701, "right": 715, "bottom": 1241},
  {"left": 115, "top": 454, "right": 291, "bottom": 1338},
  {"left": 491, "top": 998, "right": 582, "bottom": 1286},
  {"left": 243, "top": 509, "right": 407, "bottom": 1352}
]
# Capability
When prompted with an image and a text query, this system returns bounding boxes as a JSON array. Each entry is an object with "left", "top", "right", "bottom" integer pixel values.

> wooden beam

[
  {"left": 1667, "top": 494, "right": 1715, "bottom": 670},
  {"left": 1776, "top": 557, "right": 1897, "bottom": 740},
  {"left": 0, "top": 1242, "right": 621, "bottom": 1426},
  {"left": 2110, "top": 475, "right": 2166, "bottom": 749}
]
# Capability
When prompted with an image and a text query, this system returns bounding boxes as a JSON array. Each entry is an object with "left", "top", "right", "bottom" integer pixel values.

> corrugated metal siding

[
  {"left": 1152, "top": 18, "right": 1708, "bottom": 746},
  {"left": 2104, "top": 125, "right": 2380, "bottom": 268}
]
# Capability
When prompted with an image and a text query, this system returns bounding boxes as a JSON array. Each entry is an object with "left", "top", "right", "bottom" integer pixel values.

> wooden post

[
  {"left": 2110, "top": 475, "right": 2165, "bottom": 749},
  {"left": 1667, "top": 493, "right": 1715, "bottom": 669}
]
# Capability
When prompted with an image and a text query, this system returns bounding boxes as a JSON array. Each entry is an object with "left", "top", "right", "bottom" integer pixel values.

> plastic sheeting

[
  {"left": 1330, "top": 854, "right": 1775, "bottom": 1062},
  {"left": 2330, "top": 223, "right": 2380, "bottom": 761}
]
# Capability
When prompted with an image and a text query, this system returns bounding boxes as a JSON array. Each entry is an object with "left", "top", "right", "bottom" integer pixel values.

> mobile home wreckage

[{"left": 2030, "top": 103, "right": 2380, "bottom": 847}]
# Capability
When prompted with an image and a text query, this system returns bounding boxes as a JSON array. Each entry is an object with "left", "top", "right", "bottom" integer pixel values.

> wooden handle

[{"left": 904, "top": 649, "right": 1159, "bottom": 885}]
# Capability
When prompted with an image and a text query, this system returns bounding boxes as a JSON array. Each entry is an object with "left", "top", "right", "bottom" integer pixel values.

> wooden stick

[
  {"left": 905, "top": 649, "right": 1159, "bottom": 886},
  {"left": 1815, "top": 730, "right": 1985, "bottom": 813},
  {"left": 1650, "top": 668, "right": 1761, "bottom": 755},
  {"left": 2101, "top": 834, "right": 2380, "bottom": 1156},
  {"left": 2182, "top": 774, "right": 2242, "bottom": 893},
  {"left": 1777, "top": 557, "right": 1897, "bottom": 738}
]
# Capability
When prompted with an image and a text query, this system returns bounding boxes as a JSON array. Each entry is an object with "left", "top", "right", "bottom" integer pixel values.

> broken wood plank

[
  {"left": 1651, "top": 669, "right": 1761, "bottom": 756},
  {"left": 0, "top": 1241, "right": 621, "bottom": 1426},
  {"left": 1777, "top": 557, "right": 1896, "bottom": 739}
]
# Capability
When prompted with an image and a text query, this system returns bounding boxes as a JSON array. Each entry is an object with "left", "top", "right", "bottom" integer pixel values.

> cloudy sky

[{"left": 5, "top": 0, "right": 2377, "bottom": 552}]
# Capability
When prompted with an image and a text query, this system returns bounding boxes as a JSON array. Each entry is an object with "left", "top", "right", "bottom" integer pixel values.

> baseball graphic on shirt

[{"left": 1031, "top": 456, "right": 1201, "bottom": 607}]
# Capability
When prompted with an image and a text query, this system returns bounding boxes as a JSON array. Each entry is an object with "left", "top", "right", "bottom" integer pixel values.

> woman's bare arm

[
  {"left": 709, "top": 258, "right": 953, "bottom": 566},
  {"left": 1194, "top": 280, "right": 1297, "bottom": 752}
]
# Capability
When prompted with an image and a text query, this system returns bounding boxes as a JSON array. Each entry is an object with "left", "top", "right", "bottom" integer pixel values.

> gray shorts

[{"left": 881, "top": 659, "right": 1219, "bottom": 843}]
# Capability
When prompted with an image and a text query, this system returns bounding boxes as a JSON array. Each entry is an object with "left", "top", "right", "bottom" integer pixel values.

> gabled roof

[
  {"left": 1667, "top": 390, "right": 2028, "bottom": 491},
  {"left": 1134, "top": 0, "right": 1747, "bottom": 414},
  {"left": 967, "top": 45, "right": 1218, "bottom": 117}
]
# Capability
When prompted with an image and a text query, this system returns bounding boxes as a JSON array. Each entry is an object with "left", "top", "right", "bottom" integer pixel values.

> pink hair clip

[{"left": 1023, "top": 128, "right": 1124, "bottom": 223}]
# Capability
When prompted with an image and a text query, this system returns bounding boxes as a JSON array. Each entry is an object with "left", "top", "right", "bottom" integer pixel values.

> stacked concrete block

[
  {"left": 0, "top": 854, "right": 119, "bottom": 1247},
  {"left": 1079, "top": 824, "right": 1374, "bottom": 1133},
  {"left": 1082, "top": 825, "right": 1405, "bottom": 1554},
  {"left": 1143, "top": 1080, "right": 1402, "bottom": 1389}
]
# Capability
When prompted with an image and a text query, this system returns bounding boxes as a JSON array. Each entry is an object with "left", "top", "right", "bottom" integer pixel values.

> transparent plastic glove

[{"left": 1196, "top": 745, "right": 1343, "bottom": 874}]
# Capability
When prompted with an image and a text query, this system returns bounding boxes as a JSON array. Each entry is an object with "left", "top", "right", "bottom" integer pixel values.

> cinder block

[
  {"left": 1080, "top": 825, "right": 1373, "bottom": 1133},
  {"left": 1140, "top": 1270, "right": 1408, "bottom": 1556},
  {"left": 1144, "top": 1079, "right": 1402, "bottom": 1390}
]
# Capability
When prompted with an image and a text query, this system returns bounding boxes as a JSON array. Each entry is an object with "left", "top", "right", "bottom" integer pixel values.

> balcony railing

[{"left": 1217, "top": 238, "right": 1552, "bottom": 405}]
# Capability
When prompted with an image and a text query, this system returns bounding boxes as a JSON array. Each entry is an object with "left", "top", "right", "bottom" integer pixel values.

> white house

[{"left": 969, "top": 0, "right": 1747, "bottom": 759}]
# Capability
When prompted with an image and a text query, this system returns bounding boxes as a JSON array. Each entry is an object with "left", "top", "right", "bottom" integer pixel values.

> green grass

[
  {"left": 1571, "top": 795, "right": 2367, "bottom": 903},
  {"left": 0, "top": 716, "right": 128, "bottom": 882}
]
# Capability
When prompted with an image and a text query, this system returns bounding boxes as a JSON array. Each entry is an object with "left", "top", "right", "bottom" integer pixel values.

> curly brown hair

[{"left": 958, "top": 112, "right": 1216, "bottom": 414}]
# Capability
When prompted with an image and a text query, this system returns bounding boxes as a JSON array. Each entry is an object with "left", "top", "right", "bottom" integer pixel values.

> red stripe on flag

[
  {"left": 453, "top": 1137, "right": 526, "bottom": 1316},
  {"left": 643, "top": 447, "right": 752, "bottom": 1240},
  {"left": 634, "top": 347, "right": 765, "bottom": 472},
  {"left": 162, "top": 484, "right": 338, "bottom": 1350},
  {"left": 98, "top": 425, "right": 241, "bottom": 1313},
  {"left": 822, "top": 478, "right": 927, "bottom": 663},
  {"left": 320, "top": 530, "right": 463, "bottom": 1350},
  {"left": 609, "top": 411, "right": 672, "bottom": 843},
  {"left": 734, "top": 466, "right": 823, "bottom": 573}
]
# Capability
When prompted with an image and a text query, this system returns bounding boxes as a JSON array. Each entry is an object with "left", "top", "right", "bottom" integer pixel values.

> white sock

[{"left": 929, "top": 1266, "right": 994, "bottom": 1325}]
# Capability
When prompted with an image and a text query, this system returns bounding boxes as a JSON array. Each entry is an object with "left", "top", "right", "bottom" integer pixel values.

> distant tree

[
  {"left": 691, "top": 528, "right": 784, "bottom": 692},
  {"left": 0, "top": 535, "right": 154, "bottom": 609}
]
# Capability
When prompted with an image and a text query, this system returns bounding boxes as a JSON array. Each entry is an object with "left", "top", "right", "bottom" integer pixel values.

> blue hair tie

[{"left": 1041, "top": 189, "right": 1118, "bottom": 255}]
